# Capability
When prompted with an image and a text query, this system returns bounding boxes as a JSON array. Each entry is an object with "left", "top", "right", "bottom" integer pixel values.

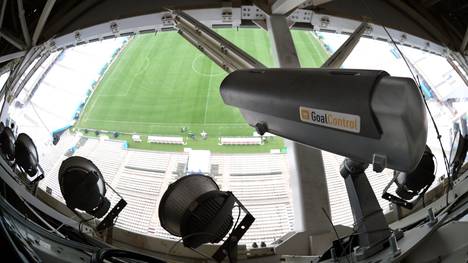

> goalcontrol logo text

[{"left": 299, "top": 106, "right": 361, "bottom": 133}]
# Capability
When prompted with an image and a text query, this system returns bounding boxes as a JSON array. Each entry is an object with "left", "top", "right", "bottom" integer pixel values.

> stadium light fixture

[
  {"left": 59, "top": 156, "right": 127, "bottom": 230},
  {"left": 14, "top": 133, "right": 44, "bottom": 183},
  {"left": 159, "top": 174, "right": 254, "bottom": 262},
  {"left": 0, "top": 124, "right": 16, "bottom": 163},
  {"left": 382, "top": 146, "right": 436, "bottom": 209}
]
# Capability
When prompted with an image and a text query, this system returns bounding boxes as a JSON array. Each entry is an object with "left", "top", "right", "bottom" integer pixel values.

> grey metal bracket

[{"left": 340, "top": 158, "right": 391, "bottom": 260}]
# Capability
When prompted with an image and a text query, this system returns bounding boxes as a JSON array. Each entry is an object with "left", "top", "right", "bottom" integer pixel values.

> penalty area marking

[{"left": 191, "top": 54, "right": 224, "bottom": 77}]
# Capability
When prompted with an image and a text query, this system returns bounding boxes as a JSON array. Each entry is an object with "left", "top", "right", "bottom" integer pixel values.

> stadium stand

[
  {"left": 38, "top": 132, "right": 80, "bottom": 203},
  {"left": 74, "top": 139, "right": 126, "bottom": 185},
  {"left": 219, "top": 137, "right": 263, "bottom": 145},
  {"left": 37, "top": 135, "right": 400, "bottom": 245},
  {"left": 126, "top": 150, "right": 171, "bottom": 172},
  {"left": 111, "top": 166, "right": 165, "bottom": 234}
]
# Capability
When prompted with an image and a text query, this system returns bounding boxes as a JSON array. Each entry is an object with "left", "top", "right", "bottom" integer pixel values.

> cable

[
  {"left": 19, "top": 196, "right": 66, "bottom": 238},
  {"left": 358, "top": 0, "right": 452, "bottom": 206},
  {"left": 168, "top": 232, "right": 219, "bottom": 255},
  {"left": 29, "top": 101, "right": 52, "bottom": 134},
  {"left": 321, "top": 207, "right": 351, "bottom": 263},
  {"left": 226, "top": 205, "right": 241, "bottom": 263},
  {"left": 188, "top": 247, "right": 212, "bottom": 260}
]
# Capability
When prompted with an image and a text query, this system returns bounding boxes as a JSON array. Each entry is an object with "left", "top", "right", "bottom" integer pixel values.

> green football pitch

[{"left": 76, "top": 28, "right": 329, "bottom": 153}]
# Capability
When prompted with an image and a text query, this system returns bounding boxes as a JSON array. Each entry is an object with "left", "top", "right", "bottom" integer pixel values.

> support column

[{"left": 266, "top": 14, "right": 332, "bottom": 254}]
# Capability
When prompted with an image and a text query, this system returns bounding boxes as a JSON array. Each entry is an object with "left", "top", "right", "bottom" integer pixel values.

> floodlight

[
  {"left": 59, "top": 156, "right": 127, "bottom": 230},
  {"left": 159, "top": 174, "right": 254, "bottom": 262},
  {"left": 0, "top": 125, "right": 16, "bottom": 162},
  {"left": 59, "top": 156, "right": 110, "bottom": 218},
  {"left": 382, "top": 146, "right": 435, "bottom": 209},
  {"left": 15, "top": 133, "right": 39, "bottom": 177},
  {"left": 220, "top": 68, "right": 427, "bottom": 172}
]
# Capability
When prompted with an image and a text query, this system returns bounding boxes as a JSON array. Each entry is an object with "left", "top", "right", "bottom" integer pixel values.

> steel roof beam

[
  {"left": 447, "top": 56, "right": 468, "bottom": 87},
  {"left": 272, "top": 0, "right": 333, "bottom": 14},
  {"left": 0, "top": 29, "right": 26, "bottom": 50},
  {"left": 461, "top": 27, "right": 468, "bottom": 54},
  {"left": 17, "top": 0, "right": 31, "bottom": 47},
  {"left": 0, "top": 50, "right": 26, "bottom": 64},
  {"left": 32, "top": 0, "right": 57, "bottom": 46},
  {"left": 173, "top": 10, "right": 266, "bottom": 72},
  {"left": 13, "top": 51, "right": 50, "bottom": 98},
  {"left": 8, "top": 46, "right": 45, "bottom": 99},
  {"left": 272, "top": 0, "right": 310, "bottom": 15},
  {"left": 0, "top": 0, "right": 7, "bottom": 28}
]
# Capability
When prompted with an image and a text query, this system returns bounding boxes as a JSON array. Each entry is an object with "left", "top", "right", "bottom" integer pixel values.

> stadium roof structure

[
  {"left": 0, "top": 0, "right": 466, "bottom": 58},
  {"left": 0, "top": 1, "right": 468, "bottom": 263}
]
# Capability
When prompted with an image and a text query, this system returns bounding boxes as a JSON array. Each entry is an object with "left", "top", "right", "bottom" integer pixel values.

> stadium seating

[
  {"left": 37, "top": 135, "right": 398, "bottom": 246},
  {"left": 74, "top": 139, "right": 127, "bottom": 184},
  {"left": 126, "top": 150, "right": 171, "bottom": 172},
  {"left": 112, "top": 167, "right": 164, "bottom": 234}
]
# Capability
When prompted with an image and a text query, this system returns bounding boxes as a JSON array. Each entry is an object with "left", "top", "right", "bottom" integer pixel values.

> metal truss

[{"left": 173, "top": 10, "right": 266, "bottom": 72}]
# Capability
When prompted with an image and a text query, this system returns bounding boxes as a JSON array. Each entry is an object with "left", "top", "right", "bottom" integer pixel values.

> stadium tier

[{"left": 38, "top": 134, "right": 397, "bottom": 246}]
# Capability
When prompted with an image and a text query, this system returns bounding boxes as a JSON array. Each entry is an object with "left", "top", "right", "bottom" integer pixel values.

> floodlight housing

[
  {"left": 394, "top": 146, "right": 435, "bottom": 200},
  {"left": 0, "top": 125, "right": 16, "bottom": 162},
  {"left": 15, "top": 133, "right": 39, "bottom": 177},
  {"left": 59, "top": 156, "right": 110, "bottom": 218},
  {"left": 159, "top": 175, "right": 233, "bottom": 247},
  {"left": 220, "top": 68, "right": 428, "bottom": 172},
  {"left": 159, "top": 174, "right": 254, "bottom": 262},
  {"left": 382, "top": 146, "right": 435, "bottom": 209}
]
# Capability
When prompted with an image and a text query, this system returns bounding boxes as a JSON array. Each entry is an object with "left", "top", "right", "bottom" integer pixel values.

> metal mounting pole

[
  {"left": 266, "top": 14, "right": 331, "bottom": 255},
  {"left": 321, "top": 22, "right": 368, "bottom": 68},
  {"left": 340, "top": 158, "right": 391, "bottom": 260}
]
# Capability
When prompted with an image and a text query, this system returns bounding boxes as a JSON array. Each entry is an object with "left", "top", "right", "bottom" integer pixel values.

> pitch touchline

[{"left": 83, "top": 118, "right": 248, "bottom": 126}]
